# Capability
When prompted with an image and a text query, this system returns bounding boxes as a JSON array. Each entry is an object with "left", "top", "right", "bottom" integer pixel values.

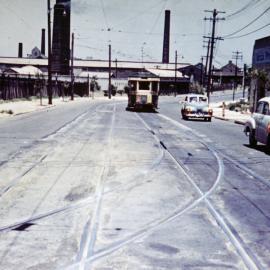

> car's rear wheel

[{"left": 249, "top": 129, "right": 257, "bottom": 147}]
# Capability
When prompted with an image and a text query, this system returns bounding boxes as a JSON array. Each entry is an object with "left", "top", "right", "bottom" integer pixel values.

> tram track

[
  {"left": 0, "top": 102, "right": 101, "bottom": 170},
  {"left": 0, "top": 104, "right": 165, "bottom": 234},
  {"left": 155, "top": 113, "right": 264, "bottom": 270},
  {"left": 64, "top": 111, "right": 229, "bottom": 269},
  {"left": 1, "top": 103, "right": 267, "bottom": 270},
  {"left": 79, "top": 112, "right": 261, "bottom": 270},
  {"left": 0, "top": 103, "right": 102, "bottom": 199}
]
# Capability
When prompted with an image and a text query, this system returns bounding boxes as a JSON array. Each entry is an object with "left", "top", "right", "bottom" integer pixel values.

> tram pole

[
  {"left": 47, "top": 0, "right": 53, "bottom": 105},
  {"left": 108, "top": 44, "right": 111, "bottom": 99}
]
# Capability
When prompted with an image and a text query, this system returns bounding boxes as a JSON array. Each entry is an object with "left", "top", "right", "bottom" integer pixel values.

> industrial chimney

[
  {"left": 51, "top": 0, "right": 71, "bottom": 75},
  {"left": 41, "top": 28, "right": 46, "bottom": 56},
  {"left": 162, "top": 10, "right": 170, "bottom": 63},
  {"left": 18, "top": 43, "right": 23, "bottom": 58}
]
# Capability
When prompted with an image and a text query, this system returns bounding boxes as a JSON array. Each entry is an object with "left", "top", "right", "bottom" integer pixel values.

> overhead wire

[
  {"left": 223, "top": 6, "right": 270, "bottom": 38},
  {"left": 224, "top": 22, "right": 270, "bottom": 39},
  {"left": 225, "top": 0, "right": 260, "bottom": 19},
  {"left": 144, "top": 0, "right": 168, "bottom": 61},
  {"left": 111, "top": 0, "right": 165, "bottom": 29},
  {"left": 100, "top": 0, "right": 109, "bottom": 30}
]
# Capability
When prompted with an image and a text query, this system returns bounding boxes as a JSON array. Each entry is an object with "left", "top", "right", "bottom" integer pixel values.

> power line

[
  {"left": 224, "top": 22, "right": 270, "bottom": 39},
  {"left": 223, "top": 6, "right": 270, "bottom": 38},
  {"left": 147, "top": 0, "right": 168, "bottom": 37},
  {"left": 111, "top": 0, "right": 165, "bottom": 29},
  {"left": 100, "top": 0, "right": 109, "bottom": 30},
  {"left": 225, "top": 0, "right": 260, "bottom": 19}
]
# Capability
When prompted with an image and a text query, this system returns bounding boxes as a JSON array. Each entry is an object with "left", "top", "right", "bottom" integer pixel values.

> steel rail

[
  {"left": 0, "top": 104, "right": 99, "bottom": 199},
  {"left": 0, "top": 106, "right": 164, "bottom": 234},
  {"left": 64, "top": 112, "right": 224, "bottom": 269},
  {"left": 157, "top": 113, "right": 262, "bottom": 270}
]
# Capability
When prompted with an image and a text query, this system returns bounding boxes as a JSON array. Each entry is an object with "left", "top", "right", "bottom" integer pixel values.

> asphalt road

[{"left": 0, "top": 95, "right": 269, "bottom": 270}]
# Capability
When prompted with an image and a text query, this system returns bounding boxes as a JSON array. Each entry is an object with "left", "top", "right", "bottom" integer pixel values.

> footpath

[
  {"left": 211, "top": 101, "right": 251, "bottom": 126},
  {"left": 0, "top": 95, "right": 116, "bottom": 118}
]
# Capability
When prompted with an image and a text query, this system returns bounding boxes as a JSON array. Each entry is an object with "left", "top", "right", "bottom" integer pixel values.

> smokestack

[
  {"left": 162, "top": 10, "right": 170, "bottom": 63},
  {"left": 51, "top": 0, "right": 71, "bottom": 74},
  {"left": 41, "top": 28, "right": 46, "bottom": 55},
  {"left": 18, "top": 43, "right": 23, "bottom": 58}
]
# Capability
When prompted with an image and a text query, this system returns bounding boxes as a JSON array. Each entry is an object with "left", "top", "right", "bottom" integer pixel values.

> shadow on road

[
  {"left": 126, "top": 108, "right": 158, "bottom": 113},
  {"left": 243, "top": 144, "right": 270, "bottom": 155}
]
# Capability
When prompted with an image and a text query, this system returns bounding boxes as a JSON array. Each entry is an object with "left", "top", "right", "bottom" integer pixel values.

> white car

[
  {"left": 180, "top": 94, "right": 213, "bottom": 121},
  {"left": 244, "top": 97, "right": 270, "bottom": 152}
]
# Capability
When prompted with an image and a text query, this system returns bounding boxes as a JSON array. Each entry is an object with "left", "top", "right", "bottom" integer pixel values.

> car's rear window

[
  {"left": 189, "top": 97, "right": 197, "bottom": 102},
  {"left": 199, "top": 97, "right": 207, "bottom": 102}
]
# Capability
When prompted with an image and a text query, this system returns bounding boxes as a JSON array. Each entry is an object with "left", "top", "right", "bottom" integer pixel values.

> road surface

[{"left": 0, "top": 95, "right": 269, "bottom": 270}]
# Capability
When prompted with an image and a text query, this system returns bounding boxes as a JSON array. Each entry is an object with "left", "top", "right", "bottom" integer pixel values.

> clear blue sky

[{"left": 0, "top": 0, "right": 269, "bottom": 67}]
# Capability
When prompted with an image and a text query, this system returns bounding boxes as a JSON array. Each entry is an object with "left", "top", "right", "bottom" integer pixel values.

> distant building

[
  {"left": 27, "top": 47, "right": 46, "bottom": 59},
  {"left": 147, "top": 68, "right": 189, "bottom": 94},
  {"left": 212, "top": 60, "right": 243, "bottom": 89},
  {"left": 178, "top": 63, "right": 203, "bottom": 84},
  {"left": 252, "top": 36, "right": 270, "bottom": 71},
  {"left": 250, "top": 36, "right": 270, "bottom": 110}
]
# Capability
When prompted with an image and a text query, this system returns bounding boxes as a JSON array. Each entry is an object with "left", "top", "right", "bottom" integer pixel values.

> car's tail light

[
  {"left": 268, "top": 123, "right": 270, "bottom": 133},
  {"left": 208, "top": 108, "right": 213, "bottom": 115}
]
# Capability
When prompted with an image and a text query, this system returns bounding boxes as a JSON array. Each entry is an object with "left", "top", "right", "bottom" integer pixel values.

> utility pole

[
  {"left": 70, "top": 32, "right": 74, "bottom": 100},
  {"left": 203, "top": 39, "right": 211, "bottom": 88},
  {"left": 242, "top": 63, "right": 247, "bottom": 98},
  {"left": 204, "top": 9, "right": 225, "bottom": 103},
  {"left": 115, "top": 58, "right": 118, "bottom": 78},
  {"left": 232, "top": 50, "right": 243, "bottom": 101},
  {"left": 47, "top": 0, "right": 52, "bottom": 105},
  {"left": 174, "top": 50, "right": 177, "bottom": 96},
  {"left": 108, "top": 44, "right": 111, "bottom": 99},
  {"left": 200, "top": 56, "right": 204, "bottom": 86}
]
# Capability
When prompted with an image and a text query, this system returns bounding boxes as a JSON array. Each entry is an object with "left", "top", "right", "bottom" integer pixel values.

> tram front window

[{"left": 139, "top": 81, "right": 150, "bottom": 90}]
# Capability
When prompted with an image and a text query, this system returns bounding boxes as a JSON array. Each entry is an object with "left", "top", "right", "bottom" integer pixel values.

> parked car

[
  {"left": 180, "top": 94, "right": 213, "bottom": 121},
  {"left": 244, "top": 97, "right": 270, "bottom": 152}
]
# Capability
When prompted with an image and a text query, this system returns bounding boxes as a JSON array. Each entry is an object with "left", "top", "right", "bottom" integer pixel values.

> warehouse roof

[
  {"left": 146, "top": 68, "right": 188, "bottom": 78},
  {"left": 0, "top": 57, "right": 190, "bottom": 70},
  {"left": 6, "top": 65, "right": 43, "bottom": 75}
]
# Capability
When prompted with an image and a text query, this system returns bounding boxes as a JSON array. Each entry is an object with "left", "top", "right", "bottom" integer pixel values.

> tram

[{"left": 126, "top": 75, "right": 160, "bottom": 111}]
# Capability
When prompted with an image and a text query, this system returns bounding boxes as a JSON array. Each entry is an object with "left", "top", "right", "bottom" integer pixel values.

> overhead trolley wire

[
  {"left": 225, "top": 0, "right": 261, "bottom": 19},
  {"left": 111, "top": 0, "right": 165, "bottom": 29},
  {"left": 224, "top": 22, "right": 270, "bottom": 39},
  {"left": 223, "top": 6, "right": 270, "bottom": 38}
]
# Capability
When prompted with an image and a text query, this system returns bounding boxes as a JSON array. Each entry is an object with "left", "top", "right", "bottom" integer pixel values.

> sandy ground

[{"left": 0, "top": 95, "right": 126, "bottom": 118}]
